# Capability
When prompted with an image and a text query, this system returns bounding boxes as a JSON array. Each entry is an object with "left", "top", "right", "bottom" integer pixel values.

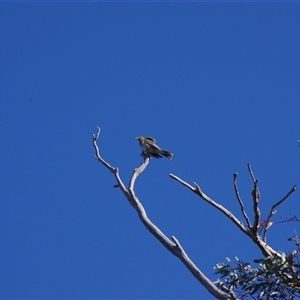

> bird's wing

[
  {"left": 151, "top": 153, "right": 163, "bottom": 159},
  {"left": 145, "top": 137, "right": 156, "bottom": 143},
  {"left": 144, "top": 138, "right": 161, "bottom": 151}
]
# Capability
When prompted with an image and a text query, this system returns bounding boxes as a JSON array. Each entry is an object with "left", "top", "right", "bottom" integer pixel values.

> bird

[{"left": 136, "top": 136, "right": 173, "bottom": 159}]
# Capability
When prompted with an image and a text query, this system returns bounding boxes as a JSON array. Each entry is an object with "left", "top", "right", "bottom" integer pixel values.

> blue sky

[{"left": 1, "top": 2, "right": 300, "bottom": 299}]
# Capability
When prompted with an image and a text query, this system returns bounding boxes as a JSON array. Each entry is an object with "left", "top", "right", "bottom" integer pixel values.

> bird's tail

[{"left": 161, "top": 150, "right": 173, "bottom": 159}]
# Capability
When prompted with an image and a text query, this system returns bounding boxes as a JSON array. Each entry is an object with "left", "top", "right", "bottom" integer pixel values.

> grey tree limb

[
  {"left": 92, "top": 127, "right": 235, "bottom": 300},
  {"left": 247, "top": 163, "right": 260, "bottom": 236},
  {"left": 233, "top": 173, "right": 252, "bottom": 229},
  {"left": 169, "top": 173, "right": 284, "bottom": 259}
]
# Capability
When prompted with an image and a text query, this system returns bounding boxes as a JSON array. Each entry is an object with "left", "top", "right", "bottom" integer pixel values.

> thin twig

[
  {"left": 233, "top": 173, "right": 252, "bottom": 229},
  {"left": 247, "top": 163, "right": 256, "bottom": 183},
  {"left": 263, "top": 184, "right": 297, "bottom": 241},
  {"left": 276, "top": 215, "right": 300, "bottom": 224},
  {"left": 92, "top": 127, "right": 127, "bottom": 193}
]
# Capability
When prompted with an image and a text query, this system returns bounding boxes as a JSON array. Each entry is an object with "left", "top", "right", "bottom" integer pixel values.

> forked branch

[
  {"left": 92, "top": 127, "right": 235, "bottom": 300},
  {"left": 170, "top": 171, "right": 283, "bottom": 259},
  {"left": 247, "top": 164, "right": 260, "bottom": 236}
]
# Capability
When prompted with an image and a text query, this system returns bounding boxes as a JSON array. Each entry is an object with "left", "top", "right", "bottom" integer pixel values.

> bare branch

[
  {"left": 92, "top": 127, "right": 127, "bottom": 194},
  {"left": 276, "top": 215, "right": 300, "bottom": 224},
  {"left": 171, "top": 235, "right": 181, "bottom": 248},
  {"left": 169, "top": 174, "right": 196, "bottom": 191},
  {"left": 246, "top": 164, "right": 261, "bottom": 235},
  {"left": 270, "top": 184, "right": 296, "bottom": 210},
  {"left": 170, "top": 173, "right": 283, "bottom": 259},
  {"left": 93, "top": 127, "right": 235, "bottom": 300},
  {"left": 129, "top": 158, "right": 150, "bottom": 194},
  {"left": 170, "top": 236, "right": 234, "bottom": 300},
  {"left": 170, "top": 174, "right": 249, "bottom": 236},
  {"left": 263, "top": 184, "right": 297, "bottom": 241},
  {"left": 251, "top": 180, "right": 261, "bottom": 235},
  {"left": 247, "top": 163, "right": 256, "bottom": 184},
  {"left": 233, "top": 172, "right": 252, "bottom": 229}
]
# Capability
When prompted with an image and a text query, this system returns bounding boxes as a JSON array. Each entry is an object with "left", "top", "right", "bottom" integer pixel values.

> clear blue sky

[{"left": 1, "top": 2, "right": 299, "bottom": 299}]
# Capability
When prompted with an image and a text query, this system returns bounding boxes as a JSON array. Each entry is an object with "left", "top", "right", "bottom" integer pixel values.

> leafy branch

[{"left": 93, "top": 127, "right": 298, "bottom": 299}]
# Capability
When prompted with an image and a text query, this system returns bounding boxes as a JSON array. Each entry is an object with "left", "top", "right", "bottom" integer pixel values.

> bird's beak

[{"left": 135, "top": 136, "right": 139, "bottom": 140}]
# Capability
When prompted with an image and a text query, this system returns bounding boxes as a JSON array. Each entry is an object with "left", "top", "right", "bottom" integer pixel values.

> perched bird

[{"left": 136, "top": 136, "right": 173, "bottom": 159}]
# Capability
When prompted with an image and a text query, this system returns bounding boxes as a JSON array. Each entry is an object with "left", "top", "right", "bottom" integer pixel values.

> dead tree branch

[
  {"left": 92, "top": 127, "right": 235, "bottom": 300},
  {"left": 262, "top": 184, "right": 297, "bottom": 242},
  {"left": 233, "top": 173, "right": 252, "bottom": 229},
  {"left": 247, "top": 164, "right": 261, "bottom": 236},
  {"left": 247, "top": 163, "right": 256, "bottom": 184},
  {"left": 170, "top": 174, "right": 250, "bottom": 236},
  {"left": 170, "top": 172, "right": 283, "bottom": 259}
]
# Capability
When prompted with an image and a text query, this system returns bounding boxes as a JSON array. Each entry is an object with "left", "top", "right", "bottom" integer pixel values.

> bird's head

[{"left": 135, "top": 136, "right": 144, "bottom": 142}]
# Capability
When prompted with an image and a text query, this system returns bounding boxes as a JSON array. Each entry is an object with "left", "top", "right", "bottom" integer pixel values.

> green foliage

[{"left": 214, "top": 238, "right": 300, "bottom": 299}]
